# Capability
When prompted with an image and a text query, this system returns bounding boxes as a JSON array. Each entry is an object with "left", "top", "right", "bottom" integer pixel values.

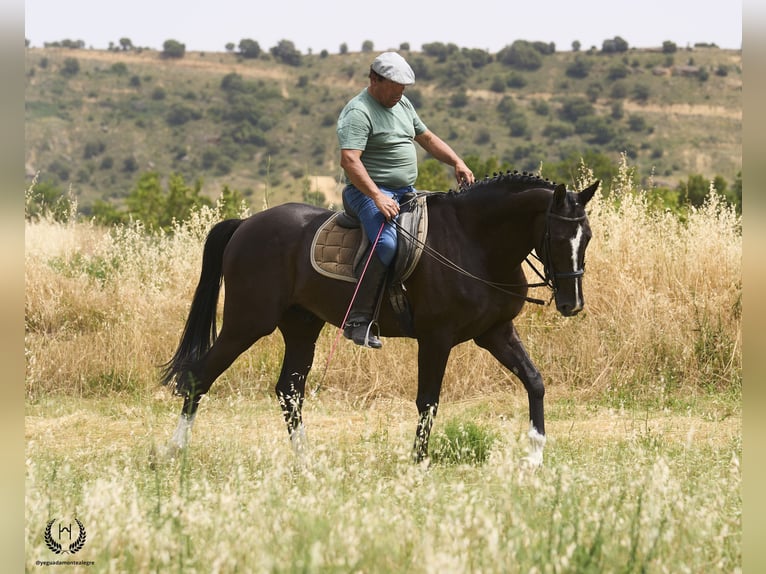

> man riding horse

[{"left": 337, "top": 51, "right": 475, "bottom": 348}]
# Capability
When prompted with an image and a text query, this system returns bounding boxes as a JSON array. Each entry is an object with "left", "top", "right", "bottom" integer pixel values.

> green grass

[{"left": 25, "top": 394, "right": 741, "bottom": 572}]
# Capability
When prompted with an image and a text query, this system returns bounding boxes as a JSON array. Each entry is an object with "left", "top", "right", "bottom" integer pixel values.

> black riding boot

[{"left": 344, "top": 254, "right": 389, "bottom": 348}]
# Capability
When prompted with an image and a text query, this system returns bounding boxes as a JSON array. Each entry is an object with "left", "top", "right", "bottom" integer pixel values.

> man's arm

[
  {"left": 340, "top": 149, "right": 400, "bottom": 220},
  {"left": 415, "top": 130, "right": 475, "bottom": 186}
]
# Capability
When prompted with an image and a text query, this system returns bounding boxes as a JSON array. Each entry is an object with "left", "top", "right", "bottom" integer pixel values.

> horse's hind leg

[
  {"left": 474, "top": 321, "right": 547, "bottom": 468},
  {"left": 168, "top": 313, "right": 279, "bottom": 452},
  {"left": 275, "top": 306, "right": 325, "bottom": 455}
]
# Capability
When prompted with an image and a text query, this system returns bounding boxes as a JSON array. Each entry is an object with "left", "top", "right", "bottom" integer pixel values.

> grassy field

[
  {"left": 26, "top": 393, "right": 740, "bottom": 572},
  {"left": 25, "top": 161, "right": 741, "bottom": 571}
]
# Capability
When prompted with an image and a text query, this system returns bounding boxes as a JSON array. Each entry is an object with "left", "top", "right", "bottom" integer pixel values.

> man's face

[{"left": 372, "top": 77, "right": 406, "bottom": 108}]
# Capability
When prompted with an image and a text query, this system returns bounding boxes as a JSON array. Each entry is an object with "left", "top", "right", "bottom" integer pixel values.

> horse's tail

[{"left": 160, "top": 218, "right": 244, "bottom": 393}]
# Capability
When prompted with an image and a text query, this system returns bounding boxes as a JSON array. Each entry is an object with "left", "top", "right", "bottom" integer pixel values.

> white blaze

[{"left": 569, "top": 224, "right": 584, "bottom": 311}]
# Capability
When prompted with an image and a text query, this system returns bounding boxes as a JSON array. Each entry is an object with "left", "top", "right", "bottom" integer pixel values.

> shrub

[
  {"left": 609, "top": 81, "right": 628, "bottom": 99},
  {"left": 110, "top": 62, "right": 129, "bottom": 75},
  {"left": 532, "top": 99, "right": 550, "bottom": 116},
  {"left": 558, "top": 96, "right": 594, "bottom": 122},
  {"left": 449, "top": 90, "right": 468, "bottom": 108},
  {"left": 542, "top": 122, "right": 574, "bottom": 139},
  {"left": 166, "top": 104, "right": 202, "bottom": 126},
  {"left": 429, "top": 419, "right": 498, "bottom": 465},
  {"left": 490, "top": 76, "right": 506, "bottom": 93},
  {"left": 631, "top": 83, "right": 651, "bottom": 102},
  {"left": 566, "top": 56, "right": 591, "bottom": 78},
  {"left": 627, "top": 114, "right": 647, "bottom": 131},
  {"left": 61, "top": 57, "right": 80, "bottom": 77},
  {"left": 83, "top": 141, "right": 106, "bottom": 159},
  {"left": 507, "top": 73, "right": 527, "bottom": 88},
  {"left": 607, "top": 64, "right": 629, "bottom": 80}
]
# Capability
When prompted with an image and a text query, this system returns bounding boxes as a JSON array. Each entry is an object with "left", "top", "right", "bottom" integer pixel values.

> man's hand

[
  {"left": 373, "top": 192, "right": 400, "bottom": 221},
  {"left": 454, "top": 161, "right": 475, "bottom": 188}
]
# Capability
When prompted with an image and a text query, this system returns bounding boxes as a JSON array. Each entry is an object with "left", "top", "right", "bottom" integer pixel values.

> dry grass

[{"left": 25, "top": 157, "right": 741, "bottom": 408}]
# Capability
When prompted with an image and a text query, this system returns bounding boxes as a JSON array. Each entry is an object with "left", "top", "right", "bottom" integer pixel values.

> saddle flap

[
  {"left": 310, "top": 193, "right": 429, "bottom": 284},
  {"left": 310, "top": 213, "right": 368, "bottom": 283}
]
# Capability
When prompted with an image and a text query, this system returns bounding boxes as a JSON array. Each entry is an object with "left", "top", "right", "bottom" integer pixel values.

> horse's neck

[{"left": 457, "top": 186, "right": 551, "bottom": 235}]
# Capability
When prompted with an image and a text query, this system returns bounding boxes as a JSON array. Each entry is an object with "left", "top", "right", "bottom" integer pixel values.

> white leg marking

[
  {"left": 290, "top": 423, "right": 310, "bottom": 466},
  {"left": 520, "top": 422, "right": 547, "bottom": 470},
  {"left": 169, "top": 412, "right": 196, "bottom": 452},
  {"left": 569, "top": 224, "right": 584, "bottom": 312}
]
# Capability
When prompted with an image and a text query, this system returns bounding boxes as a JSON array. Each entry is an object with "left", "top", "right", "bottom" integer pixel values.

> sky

[{"left": 24, "top": 0, "right": 742, "bottom": 55}]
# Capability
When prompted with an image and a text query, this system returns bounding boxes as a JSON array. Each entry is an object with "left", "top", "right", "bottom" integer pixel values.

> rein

[
  {"left": 392, "top": 219, "right": 549, "bottom": 305},
  {"left": 393, "top": 192, "right": 585, "bottom": 305}
]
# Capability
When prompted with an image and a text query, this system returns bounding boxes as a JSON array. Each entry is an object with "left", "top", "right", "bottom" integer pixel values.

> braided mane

[{"left": 448, "top": 170, "right": 558, "bottom": 196}]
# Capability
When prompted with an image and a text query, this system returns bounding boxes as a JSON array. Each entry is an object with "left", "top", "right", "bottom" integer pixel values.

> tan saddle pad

[{"left": 310, "top": 194, "right": 429, "bottom": 283}]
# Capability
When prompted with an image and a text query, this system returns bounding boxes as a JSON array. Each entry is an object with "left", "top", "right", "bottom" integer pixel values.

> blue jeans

[{"left": 342, "top": 184, "right": 414, "bottom": 267}]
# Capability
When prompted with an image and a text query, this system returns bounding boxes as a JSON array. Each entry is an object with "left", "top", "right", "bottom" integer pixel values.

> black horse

[{"left": 161, "top": 172, "right": 599, "bottom": 466}]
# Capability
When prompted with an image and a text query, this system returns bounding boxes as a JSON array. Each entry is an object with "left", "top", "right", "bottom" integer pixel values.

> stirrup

[{"left": 343, "top": 321, "right": 383, "bottom": 349}]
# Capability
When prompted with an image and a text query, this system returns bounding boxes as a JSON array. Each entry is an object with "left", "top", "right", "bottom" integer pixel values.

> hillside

[{"left": 24, "top": 44, "right": 741, "bottom": 212}]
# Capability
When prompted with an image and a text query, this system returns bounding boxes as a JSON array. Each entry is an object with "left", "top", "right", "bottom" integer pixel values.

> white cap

[{"left": 371, "top": 52, "right": 415, "bottom": 85}]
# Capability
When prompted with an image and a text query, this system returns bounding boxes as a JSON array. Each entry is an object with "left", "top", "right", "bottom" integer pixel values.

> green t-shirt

[{"left": 337, "top": 89, "right": 427, "bottom": 188}]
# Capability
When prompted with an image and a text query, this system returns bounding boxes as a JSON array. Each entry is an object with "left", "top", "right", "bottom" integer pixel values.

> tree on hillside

[
  {"left": 270, "top": 39, "right": 302, "bottom": 66},
  {"left": 119, "top": 38, "right": 134, "bottom": 51},
  {"left": 339, "top": 43, "right": 348, "bottom": 55},
  {"left": 422, "top": 42, "right": 458, "bottom": 63},
  {"left": 677, "top": 174, "right": 730, "bottom": 208},
  {"left": 602, "top": 36, "right": 629, "bottom": 53},
  {"left": 123, "top": 172, "right": 212, "bottom": 229},
  {"left": 497, "top": 41, "right": 544, "bottom": 70},
  {"left": 162, "top": 39, "right": 186, "bottom": 59},
  {"left": 462, "top": 48, "right": 492, "bottom": 68},
  {"left": 362, "top": 40, "right": 374, "bottom": 52},
  {"left": 238, "top": 38, "right": 261, "bottom": 59}
]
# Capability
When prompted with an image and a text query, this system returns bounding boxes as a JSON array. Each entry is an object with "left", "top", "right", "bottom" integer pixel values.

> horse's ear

[
  {"left": 577, "top": 180, "right": 600, "bottom": 206},
  {"left": 553, "top": 183, "right": 567, "bottom": 207}
]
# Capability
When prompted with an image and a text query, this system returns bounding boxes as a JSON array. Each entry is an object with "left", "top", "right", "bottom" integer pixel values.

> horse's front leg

[
  {"left": 475, "top": 321, "right": 547, "bottom": 468},
  {"left": 413, "top": 338, "right": 452, "bottom": 464}
]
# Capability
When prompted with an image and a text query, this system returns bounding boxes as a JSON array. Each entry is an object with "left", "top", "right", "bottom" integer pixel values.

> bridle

[
  {"left": 535, "top": 202, "right": 588, "bottom": 294},
  {"left": 392, "top": 192, "right": 588, "bottom": 305}
]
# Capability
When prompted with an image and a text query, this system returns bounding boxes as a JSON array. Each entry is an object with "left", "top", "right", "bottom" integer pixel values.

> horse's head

[{"left": 537, "top": 181, "right": 599, "bottom": 316}]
